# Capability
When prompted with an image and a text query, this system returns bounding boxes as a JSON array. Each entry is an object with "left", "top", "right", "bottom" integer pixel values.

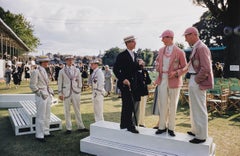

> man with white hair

[
  {"left": 58, "top": 55, "right": 89, "bottom": 134},
  {"left": 183, "top": 27, "right": 213, "bottom": 144},
  {"left": 90, "top": 59, "right": 105, "bottom": 122},
  {"left": 30, "top": 56, "right": 54, "bottom": 142}
]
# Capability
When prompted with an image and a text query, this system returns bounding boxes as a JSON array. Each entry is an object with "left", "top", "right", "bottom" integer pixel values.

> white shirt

[{"left": 127, "top": 49, "right": 135, "bottom": 61}]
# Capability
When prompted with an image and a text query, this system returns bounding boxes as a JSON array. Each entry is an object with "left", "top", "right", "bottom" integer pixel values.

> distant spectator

[
  {"left": 4, "top": 65, "right": 12, "bottom": 89},
  {"left": 12, "top": 62, "right": 23, "bottom": 88},
  {"left": 213, "top": 62, "right": 223, "bottom": 78},
  {"left": 104, "top": 65, "right": 113, "bottom": 96},
  {"left": 24, "top": 65, "right": 31, "bottom": 81}
]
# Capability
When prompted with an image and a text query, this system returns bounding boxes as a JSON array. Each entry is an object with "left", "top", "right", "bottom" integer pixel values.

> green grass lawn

[{"left": 0, "top": 80, "right": 239, "bottom": 156}]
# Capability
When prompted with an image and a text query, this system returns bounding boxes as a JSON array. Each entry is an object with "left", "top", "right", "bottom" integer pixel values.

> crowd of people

[{"left": 3, "top": 26, "right": 216, "bottom": 145}]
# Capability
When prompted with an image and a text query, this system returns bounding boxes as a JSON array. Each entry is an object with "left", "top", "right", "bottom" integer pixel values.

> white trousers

[
  {"left": 189, "top": 75, "right": 208, "bottom": 140},
  {"left": 92, "top": 91, "right": 104, "bottom": 122},
  {"left": 157, "top": 77, "right": 180, "bottom": 130},
  {"left": 64, "top": 93, "right": 85, "bottom": 130},
  {"left": 138, "top": 95, "right": 148, "bottom": 125},
  {"left": 35, "top": 95, "right": 52, "bottom": 138}
]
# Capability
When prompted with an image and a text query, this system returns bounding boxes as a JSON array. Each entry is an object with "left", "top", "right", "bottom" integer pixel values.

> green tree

[
  {"left": 192, "top": 0, "right": 240, "bottom": 78},
  {"left": 193, "top": 11, "right": 225, "bottom": 47},
  {"left": 0, "top": 7, "right": 40, "bottom": 51},
  {"left": 137, "top": 48, "right": 154, "bottom": 66},
  {"left": 102, "top": 47, "right": 122, "bottom": 67}
]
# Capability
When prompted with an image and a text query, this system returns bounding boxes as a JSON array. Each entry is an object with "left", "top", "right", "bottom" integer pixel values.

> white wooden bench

[
  {"left": 0, "top": 94, "right": 58, "bottom": 108},
  {"left": 8, "top": 100, "right": 62, "bottom": 135},
  {"left": 20, "top": 100, "right": 36, "bottom": 124},
  {"left": 0, "top": 94, "right": 35, "bottom": 108},
  {"left": 32, "top": 113, "right": 62, "bottom": 132},
  {"left": 8, "top": 108, "right": 32, "bottom": 135}
]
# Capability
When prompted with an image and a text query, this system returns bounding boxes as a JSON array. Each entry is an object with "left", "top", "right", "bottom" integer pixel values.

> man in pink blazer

[
  {"left": 183, "top": 27, "right": 214, "bottom": 144},
  {"left": 155, "top": 30, "right": 187, "bottom": 136}
]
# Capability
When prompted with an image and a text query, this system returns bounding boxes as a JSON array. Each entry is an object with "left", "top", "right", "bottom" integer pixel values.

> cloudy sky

[{"left": 1, "top": 0, "right": 207, "bottom": 56}]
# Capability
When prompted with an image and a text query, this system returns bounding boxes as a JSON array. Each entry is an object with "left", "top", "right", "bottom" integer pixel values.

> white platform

[
  {"left": 0, "top": 94, "right": 58, "bottom": 108},
  {"left": 0, "top": 94, "right": 35, "bottom": 108},
  {"left": 80, "top": 121, "right": 216, "bottom": 156}
]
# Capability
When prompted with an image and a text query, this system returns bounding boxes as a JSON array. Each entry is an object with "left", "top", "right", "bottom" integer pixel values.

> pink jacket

[
  {"left": 155, "top": 45, "right": 187, "bottom": 88},
  {"left": 191, "top": 41, "right": 214, "bottom": 90}
]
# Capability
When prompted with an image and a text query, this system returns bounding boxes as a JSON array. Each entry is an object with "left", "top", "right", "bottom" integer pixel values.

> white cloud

[{"left": 0, "top": 0, "right": 207, "bottom": 56}]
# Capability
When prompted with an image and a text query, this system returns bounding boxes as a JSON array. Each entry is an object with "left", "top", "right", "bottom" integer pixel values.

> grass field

[{"left": 0, "top": 80, "right": 239, "bottom": 156}]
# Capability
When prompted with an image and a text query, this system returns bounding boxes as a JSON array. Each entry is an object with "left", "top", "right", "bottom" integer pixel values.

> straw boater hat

[
  {"left": 183, "top": 27, "right": 199, "bottom": 36},
  {"left": 90, "top": 59, "right": 100, "bottom": 64},
  {"left": 64, "top": 55, "right": 74, "bottom": 60},
  {"left": 37, "top": 56, "right": 50, "bottom": 62},
  {"left": 123, "top": 35, "right": 136, "bottom": 43},
  {"left": 160, "top": 30, "right": 174, "bottom": 38}
]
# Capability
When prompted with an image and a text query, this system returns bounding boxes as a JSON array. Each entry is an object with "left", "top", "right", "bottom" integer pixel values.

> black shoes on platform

[
  {"left": 168, "top": 130, "right": 176, "bottom": 137},
  {"left": 127, "top": 128, "right": 139, "bottom": 134},
  {"left": 155, "top": 128, "right": 167, "bottom": 134},
  {"left": 189, "top": 138, "right": 206, "bottom": 144},
  {"left": 155, "top": 129, "right": 175, "bottom": 137},
  {"left": 187, "top": 131, "right": 206, "bottom": 144},
  {"left": 187, "top": 131, "right": 196, "bottom": 136}
]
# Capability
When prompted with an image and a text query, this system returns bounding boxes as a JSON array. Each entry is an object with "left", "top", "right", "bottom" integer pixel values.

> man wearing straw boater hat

[
  {"left": 58, "top": 55, "right": 89, "bottom": 134},
  {"left": 113, "top": 35, "right": 140, "bottom": 134},
  {"left": 30, "top": 56, "right": 54, "bottom": 142},
  {"left": 89, "top": 59, "right": 105, "bottom": 122}
]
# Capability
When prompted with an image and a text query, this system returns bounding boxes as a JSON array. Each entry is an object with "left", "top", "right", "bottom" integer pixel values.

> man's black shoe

[
  {"left": 155, "top": 128, "right": 167, "bottom": 134},
  {"left": 153, "top": 126, "right": 159, "bottom": 129},
  {"left": 139, "top": 125, "right": 145, "bottom": 127},
  {"left": 168, "top": 130, "right": 176, "bottom": 137},
  {"left": 44, "top": 134, "right": 54, "bottom": 137},
  {"left": 187, "top": 131, "right": 196, "bottom": 136},
  {"left": 127, "top": 128, "right": 139, "bottom": 134},
  {"left": 120, "top": 126, "right": 127, "bottom": 129},
  {"left": 36, "top": 138, "right": 46, "bottom": 142},
  {"left": 65, "top": 130, "right": 72, "bottom": 134},
  {"left": 189, "top": 138, "right": 206, "bottom": 144},
  {"left": 78, "top": 128, "right": 89, "bottom": 133}
]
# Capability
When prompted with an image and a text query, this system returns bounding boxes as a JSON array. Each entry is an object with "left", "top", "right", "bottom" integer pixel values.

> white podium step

[{"left": 80, "top": 121, "right": 216, "bottom": 156}]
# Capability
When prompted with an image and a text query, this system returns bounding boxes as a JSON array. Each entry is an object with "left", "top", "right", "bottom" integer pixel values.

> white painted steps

[{"left": 80, "top": 121, "right": 216, "bottom": 156}]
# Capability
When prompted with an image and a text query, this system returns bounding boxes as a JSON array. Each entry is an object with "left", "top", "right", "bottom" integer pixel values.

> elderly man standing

[
  {"left": 154, "top": 30, "right": 187, "bottom": 137},
  {"left": 113, "top": 35, "right": 140, "bottom": 134},
  {"left": 89, "top": 59, "right": 105, "bottom": 122},
  {"left": 58, "top": 55, "right": 89, "bottom": 134},
  {"left": 30, "top": 56, "right": 54, "bottom": 142},
  {"left": 183, "top": 27, "right": 214, "bottom": 144}
]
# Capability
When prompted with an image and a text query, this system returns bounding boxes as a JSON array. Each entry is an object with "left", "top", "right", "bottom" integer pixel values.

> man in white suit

[
  {"left": 89, "top": 59, "right": 105, "bottom": 122},
  {"left": 58, "top": 55, "right": 89, "bottom": 134},
  {"left": 30, "top": 56, "right": 54, "bottom": 142}
]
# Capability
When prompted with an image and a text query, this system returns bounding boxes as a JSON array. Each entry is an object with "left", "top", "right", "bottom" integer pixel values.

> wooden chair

[
  {"left": 227, "top": 92, "right": 240, "bottom": 111},
  {"left": 179, "top": 81, "right": 189, "bottom": 105},
  {"left": 207, "top": 93, "right": 229, "bottom": 115}
]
